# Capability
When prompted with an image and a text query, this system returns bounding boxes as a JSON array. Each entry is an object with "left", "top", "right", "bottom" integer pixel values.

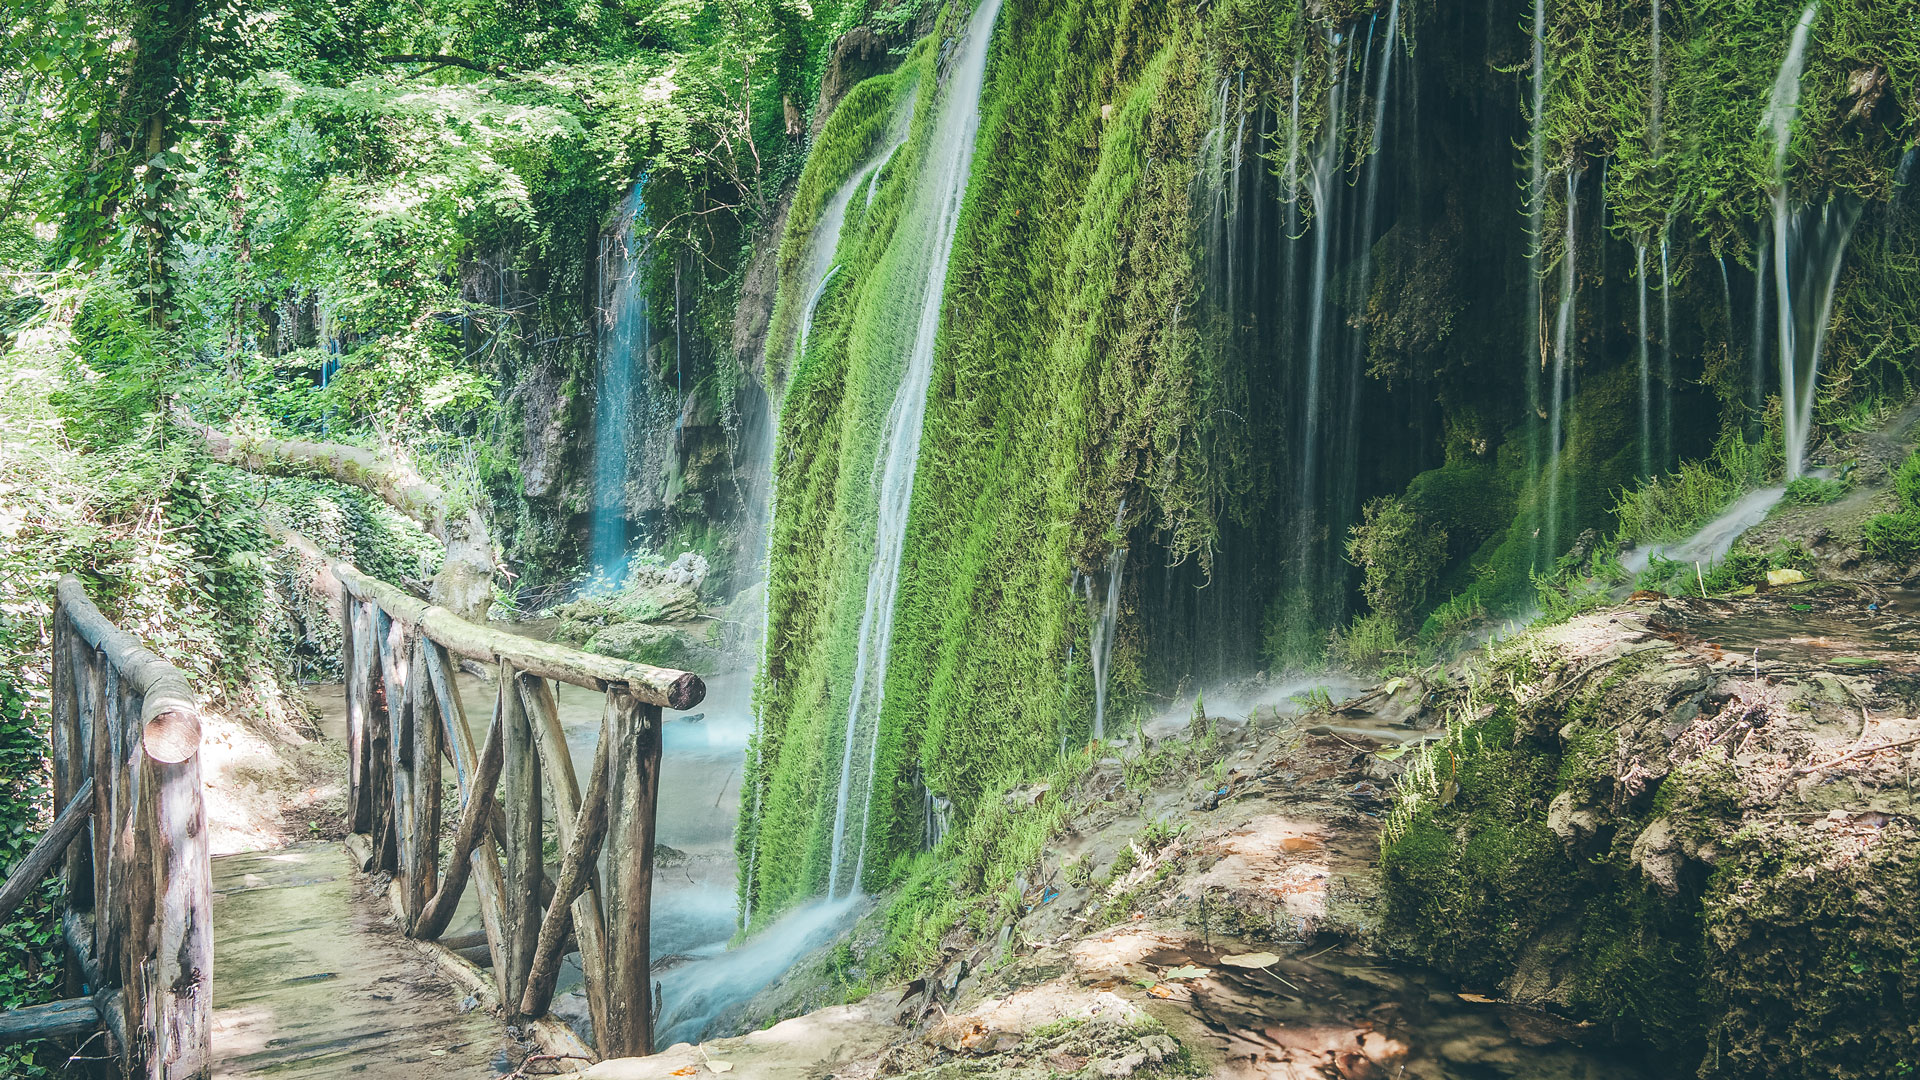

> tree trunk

[{"left": 175, "top": 412, "right": 497, "bottom": 620}]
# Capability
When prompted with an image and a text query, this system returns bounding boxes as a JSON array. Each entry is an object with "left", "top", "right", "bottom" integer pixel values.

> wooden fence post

[
  {"left": 143, "top": 703, "right": 211, "bottom": 1079},
  {"left": 500, "top": 663, "right": 543, "bottom": 1012},
  {"left": 600, "top": 693, "right": 662, "bottom": 1057},
  {"left": 345, "top": 600, "right": 375, "bottom": 834}
]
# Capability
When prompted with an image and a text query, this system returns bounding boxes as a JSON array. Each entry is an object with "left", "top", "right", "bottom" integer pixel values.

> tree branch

[{"left": 172, "top": 409, "right": 498, "bottom": 621}]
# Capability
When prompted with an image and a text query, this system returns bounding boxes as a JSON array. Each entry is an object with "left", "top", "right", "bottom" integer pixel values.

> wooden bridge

[{"left": 0, "top": 560, "right": 706, "bottom": 1076}]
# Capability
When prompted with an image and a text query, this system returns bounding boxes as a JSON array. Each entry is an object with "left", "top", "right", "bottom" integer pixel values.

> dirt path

[{"left": 209, "top": 842, "right": 511, "bottom": 1079}]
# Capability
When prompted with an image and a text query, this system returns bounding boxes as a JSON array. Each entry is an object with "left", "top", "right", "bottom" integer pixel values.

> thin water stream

[{"left": 825, "top": 0, "right": 1004, "bottom": 898}]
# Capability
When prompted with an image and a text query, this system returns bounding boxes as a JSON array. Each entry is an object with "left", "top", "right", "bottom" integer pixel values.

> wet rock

[
  {"left": 1546, "top": 791, "right": 1602, "bottom": 847},
  {"left": 1629, "top": 817, "right": 1685, "bottom": 896},
  {"left": 585, "top": 621, "right": 703, "bottom": 668}
]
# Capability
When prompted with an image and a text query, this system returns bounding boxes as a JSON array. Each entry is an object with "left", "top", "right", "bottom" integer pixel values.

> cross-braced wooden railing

[
  {"left": 0, "top": 576, "right": 212, "bottom": 1078},
  {"left": 332, "top": 561, "right": 704, "bottom": 1060}
]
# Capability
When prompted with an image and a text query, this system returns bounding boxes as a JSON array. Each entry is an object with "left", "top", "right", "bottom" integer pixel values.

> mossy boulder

[
  {"left": 583, "top": 621, "right": 705, "bottom": 670},
  {"left": 1381, "top": 591, "right": 1920, "bottom": 1074}
]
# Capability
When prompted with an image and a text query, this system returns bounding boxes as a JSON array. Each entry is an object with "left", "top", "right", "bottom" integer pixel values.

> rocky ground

[{"left": 566, "top": 673, "right": 1659, "bottom": 1080}]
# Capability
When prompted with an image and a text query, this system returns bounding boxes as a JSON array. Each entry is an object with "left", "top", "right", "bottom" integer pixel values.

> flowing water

[
  {"left": 1545, "top": 171, "right": 1580, "bottom": 558},
  {"left": 740, "top": 126, "right": 912, "bottom": 927},
  {"left": 1087, "top": 502, "right": 1128, "bottom": 741},
  {"left": 590, "top": 186, "right": 651, "bottom": 581},
  {"left": 1621, "top": 485, "right": 1790, "bottom": 576},
  {"left": 1660, "top": 234, "right": 1673, "bottom": 469},
  {"left": 1636, "top": 243, "right": 1652, "bottom": 479},
  {"left": 825, "top": 0, "right": 1004, "bottom": 898},
  {"left": 652, "top": 894, "right": 863, "bottom": 1048},
  {"left": 1762, "top": 2, "right": 1858, "bottom": 480}
]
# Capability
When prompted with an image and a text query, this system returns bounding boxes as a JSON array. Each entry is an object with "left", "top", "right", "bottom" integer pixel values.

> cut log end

[
  {"left": 664, "top": 672, "right": 706, "bottom": 712},
  {"left": 143, "top": 708, "right": 201, "bottom": 764}
]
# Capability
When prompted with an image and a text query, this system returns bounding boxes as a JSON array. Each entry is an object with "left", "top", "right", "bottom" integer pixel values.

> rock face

[{"left": 1379, "top": 586, "right": 1920, "bottom": 1078}]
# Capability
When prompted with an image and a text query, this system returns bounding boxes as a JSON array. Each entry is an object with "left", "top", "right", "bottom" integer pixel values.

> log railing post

[
  {"left": 367, "top": 610, "right": 399, "bottom": 874},
  {"left": 34, "top": 576, "right": 211, "bottom": 1078},
  {"left": 406, "top": 635, "right": 442, "bottom": 929},
  {"left": 600, "top": 693, "right": 662, "bottom": 1057},
  {"left": 499, "top": 663, "right": 543, "bottom": 1012},
  {"left": 344, "top": 599, "right": 375, "bottom": 834},
  {"left": 518, "top": 676, "right": 612, "bottom": 1044},
  {"left": 142, "top": 704, "right": 210, "bottom": 1080}
]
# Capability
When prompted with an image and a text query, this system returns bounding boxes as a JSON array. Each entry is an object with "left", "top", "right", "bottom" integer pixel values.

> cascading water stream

[
  {"left": 1524, "top": 0, "right": 1548, "bottom": 564},
  {"left": 825, "top": 0, "right": 1004, "bottom": 898},
  {"left": 1636, "top": 243, "right": 1652, "bottom": 479},
  {"left": 1762, "top": 2, "right": 1831, "bottom": 480},
  {"left": 1545, "top": 170, "right": 1580, "bottom": 559},
  {"left": 590, "top": 186, "right": 651, "bottom": 583},
  {"left": 1335, "top": 0, "right": 1399, "bottom": 559},
  {"left": 741, "top": 138, "right": 903, "bottom": 927},
  {"left": 1296, "top": 30, "right": 1348, "bottom": 578},
  {"left": 867, "top": 138, "right": 907, "bottom": 209},
  {"left": 1660, "top": 235, "right": 1673, "bottom": 468},
  {"left": 1088, "top": 501, "right": 1127, "bottom": 742}
]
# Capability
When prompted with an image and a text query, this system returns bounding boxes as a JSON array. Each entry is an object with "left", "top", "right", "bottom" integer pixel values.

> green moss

[
  {"left": 1700, "top": 829, "right": 1920, "bottom": 1079},
  {"left": 1381, "top": 709, "right": 1573, "bottom": 982},
  {"left": 1863, "top": 448, "right": 1920, "bottom": 559},
  {"left": 745, "top": 0, "right": 1224, "bottom": 918}
]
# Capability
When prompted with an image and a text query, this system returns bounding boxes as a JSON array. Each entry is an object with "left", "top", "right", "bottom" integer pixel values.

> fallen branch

[{"left": 174, "top": 410, "right": 497, "bottom": 620}]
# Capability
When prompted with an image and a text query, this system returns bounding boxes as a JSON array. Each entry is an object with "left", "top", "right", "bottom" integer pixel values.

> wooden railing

[
  {"left": 0, "top": 576, "right": 212, "bottom": 1078},
  {"left": 332, "top": 560, "right": 704, "bottom": 1060}
]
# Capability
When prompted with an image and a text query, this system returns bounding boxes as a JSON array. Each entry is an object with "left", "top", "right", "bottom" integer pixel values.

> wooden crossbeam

[{"left": 0, "top": 778, "right": 93, "bottom": 924}]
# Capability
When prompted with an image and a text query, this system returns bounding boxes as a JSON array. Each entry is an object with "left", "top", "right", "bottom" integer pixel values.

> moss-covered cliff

[{"left": 743, "top": 0, "right": 1920, "bottom": 925}]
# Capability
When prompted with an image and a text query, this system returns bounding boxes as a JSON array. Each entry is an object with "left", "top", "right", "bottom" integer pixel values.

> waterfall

[
  {"left": 798, "top": 127, "right": 913, "bottom": 362},
  {"left": 1659, "top": 235, "right": 1673, "bottom": 469},
  {"left": 866, "top": 138, "right": 907, "bottom": 209},
  {"left": 825, "top": 0, "right": 1003, "bottom": 898},
  {"left": 742, "top": 140, "right": 899, "bottom": 928},
  {"left": 1636, "top": 243, "right": 1651, "bottom": 478},
  {"left": 590, "top": 185, "right": 651, "bottom": 583},
  {"left": 1297, "top": 30, "right": 1348, "bottom": 575},
  {"left": 1525, "top": 0, "right": 1548, "bottom": 565},
  {"left": 1762, "top": 3, "right": 1857, "bottom": 479},
  {"left": 1545, "top": 170, "right": 1580, "bottom": 559},
  {"left": 1088, "top": 501, "right": 1127, "bottom": 741},
  {"left": 1335, "top": 0, "right": 1399, "bottom": 561},
  {"left": 1763, "top": 2, "right": 1827, "bottom": 479}
]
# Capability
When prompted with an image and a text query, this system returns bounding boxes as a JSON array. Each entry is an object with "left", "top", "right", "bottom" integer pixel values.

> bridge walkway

[{"left": 209, "top": 842, "right": 508, "bottom": 1079}]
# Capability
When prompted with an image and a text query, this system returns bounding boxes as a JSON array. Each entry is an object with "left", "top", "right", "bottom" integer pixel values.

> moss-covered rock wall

[{"left": 743, "top": 0, "right": 1920, "bottom": 923}]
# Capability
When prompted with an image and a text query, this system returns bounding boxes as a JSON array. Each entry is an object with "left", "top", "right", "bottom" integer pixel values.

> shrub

[{"left": 1346, "top": 496, "right": 1447, "bottom": 631}]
